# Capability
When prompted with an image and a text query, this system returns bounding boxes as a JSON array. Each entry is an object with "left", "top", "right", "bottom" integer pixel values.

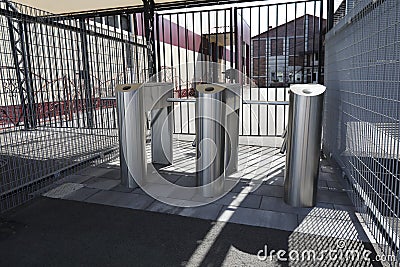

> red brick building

[{"left": 252, "top": 15, "right": 326, "bottom": 87}]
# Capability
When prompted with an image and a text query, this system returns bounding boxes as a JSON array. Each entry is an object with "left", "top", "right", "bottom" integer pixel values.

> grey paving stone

[
  {"left": 141, "top": 183, "right": 176, "bottom": 198},
  {"left": 179, "top": 203, "right": 223, "bottom": 221},
  {"left": 174, "top": 175, "right": 197, "bottom": 187},
  {"left": 298, "top": 206, "right": 358, "bottom": 223},
  {"left": 315, "top": 202, "right": 335, "bottom": 209},
  {"left": 64, "top": 187, "right": 101, "bottom": 201},
  {"left": 110, "top": 183, "right": 135, "bottom": 193},
  {"left": 215, "top": 192, "right": 262, "bottom": 209},
  {"left": 157, "top": 172, "right": 182, "bottom": 183},
  {"left": 146, "top": 201, "right": 183, "bottom": 215},
  {"left": 167, "top": 186, "right": 198, "bottom": 201},
  {"left": 55, "top": 174, "right": 92, "bottom": 184},
  {"left": 260, "top": 196, "right": 312, "bottom": 215},
  {"left": 318, "top": 179, "right": 329, "bottom": 188},
  {"left": 320, "top": 165, "right": 338, "bottom": 174},
  {"left": 77, "top": 166, "right": 116, "bottom": 177},
  {"left": 85, "top": 191, "right": 155, "bottom": 210},
  {"left": 317, "top": 190, "right": 353, "bottom": 205},
  {"left": 295, "top": 215, "right": 369, "bottom": 242},
  {"left": 84, "top": 177, "right": 121, "bottom": 190},
  {"left": 227, "top": 181, "right": 251, "bottom": 193},
  {"left": 252, "top": 184, "right": 284, "bottom": 198},
  {"left": 132, "top": 188, "right": 147, "bottom": 195},
  {"left": 43, "top": 183, "right": 84, "bottom": 199},
  {"left": 319, "top": 171, "right": 338, "bottom": 181},
  {"left": 97, "top": 168, "right": 121, "bottom": 180},
  {"left": 326, "top": 181, "right": 345, "bottom": 190},
  {"left": 334, "top": 204, "right": 356, "bottom": 212},
  {"left": 218, "top": 206, "right": 298, "bottom": 231},
  {"left": 264, "top": 175, "right": 284, "bottom": 186}
]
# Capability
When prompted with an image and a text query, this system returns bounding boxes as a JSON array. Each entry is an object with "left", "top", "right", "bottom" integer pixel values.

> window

[
  {"left": 252, "top": 39, "right": 266, "bottom": 57},
  {"left": 288, "top": 37, "right": 305, "bottom": 56},
  {"left": 106, "top": 16, "right": 118, "bottom": 28},
  {"left": 120, "top": 15, "right": 131, "bottom": 32},
  {"left": 94, "top": 17, "right": 103, "bottom": 24},
  {"left": 270, "top": 39, "right": 283, "bottom": 56}
]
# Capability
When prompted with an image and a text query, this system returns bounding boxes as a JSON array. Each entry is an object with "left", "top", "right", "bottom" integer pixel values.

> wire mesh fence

[
  {"left": 0, "top": 1, "right": 147, "bottom": 212},
  {"left": 324, "top": 0, "right": 400, "bottom": 263}
]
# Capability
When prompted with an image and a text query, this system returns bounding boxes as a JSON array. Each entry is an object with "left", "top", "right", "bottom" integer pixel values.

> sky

[{"left": 158, "top": 0, "right": 345, "bottom": 38}]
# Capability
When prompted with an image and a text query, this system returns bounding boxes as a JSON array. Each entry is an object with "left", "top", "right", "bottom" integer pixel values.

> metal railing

[
  {"left": 0, "top": 0, "right": 325, "bottom": 212},
  {"left": 0, "top": 1, "right": 147, "bottom": 212}
]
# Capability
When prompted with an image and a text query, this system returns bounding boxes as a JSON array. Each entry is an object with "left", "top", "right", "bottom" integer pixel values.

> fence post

[
  {"left": 6, "top": 1, "right": 37, "bottom": 129},
  {"left": 327, "top": 0, "right": 335, "bottom": 31},
  {"left": 143, "top": 0, "right": 156, "bottom": 79},
  {"left": 79, "top": 19, "right": 94, "bottom": 128}
]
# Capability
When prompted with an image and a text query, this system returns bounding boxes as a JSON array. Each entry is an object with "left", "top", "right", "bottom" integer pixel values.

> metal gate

[
  {"left": 0, "top": 0, "right": 324, "bottom": 212},
  {"left": 154, "top": 0, "right": 325, "bottom": 136}
]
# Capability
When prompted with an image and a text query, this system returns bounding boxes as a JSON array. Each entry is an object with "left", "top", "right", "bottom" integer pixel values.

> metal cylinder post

[
  {"left": 116, "top": 83, "right": 174, "bottom": 188},
  {"left": 196, "top": 84, "right": 226, "bottom": 197},
  {"left": 116, "top": 84, "right": 146, "bottom": 188},
  {"left": 284, "top": 84, "right": 326, "bottom": 207},
  {"left": 195, "top": 83, "right": 240, "bottom": 197}
]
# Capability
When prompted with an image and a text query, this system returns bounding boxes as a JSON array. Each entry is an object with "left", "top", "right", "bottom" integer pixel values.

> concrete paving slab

[
  {"left": 84, "top": 177, "right": 121, "bottom": 190},
  {"left": 63, "top": 187, "right": 101, "bottom": 202},
  {"left": 174, "top": 175, "right": 197, "bottom": 187},
  {"left": 77, "top": 166, "right": 116, "bottom": 177},
  {"left": 55, "top": 174, "right": 92, "bottom": 184},
  {"left": 317, "top": 190, "right": 353, "bottom": 206},
  {"left": 260, "top": 196, "right": 312, "bottom": 215},
  {"left": 252, "top": 184, "right": 284, "bottom": 198},
  {"left": 97, "top": 168, "right": 121, "bottom": 180},
  {"left": 146, "top": 201, "right": 184, "bottom": 215},
  {"left": 215, "top": 192, "right": 262, "bottom": 209},
  {"left": 179, "top": 203, "right": 224, "bottom": 221},
  {"left": 294, "top": 214, "right": 369, "bottom": 242},
  {"left": 43, "top": 183, "right": 84, "bottom": 199},
  {"left": 217, "top": 206, "right": 298, "bottom": 231},
  {"left": 85, "top": 191, "right": 155, "bottom": 210},
  {"left": 110, "top": 183, "right": 135, "bottom": 193}
]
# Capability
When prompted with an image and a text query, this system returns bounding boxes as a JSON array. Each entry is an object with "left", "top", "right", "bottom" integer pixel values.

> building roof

[{"left": 251, "top": 14, "right": 326, "bottom": 39}]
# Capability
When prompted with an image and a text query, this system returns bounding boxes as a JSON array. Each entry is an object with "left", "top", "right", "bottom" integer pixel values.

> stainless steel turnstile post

[
  {"left": 116, "top": 83, "right": 174, "bottom": 188},
  {"left": 284, "top": 84, "right": 326, "bottom": 207},
  {"left": 196, "top": 83, "right": 240, "bottom": 197}
]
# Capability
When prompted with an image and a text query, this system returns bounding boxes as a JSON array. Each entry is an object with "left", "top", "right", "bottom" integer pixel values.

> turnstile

[
  {"left": 195, "top": 83, "right": 241, "bottom": 197},
  {"left": 283, "top": 84, "right": 326, "bottom": 207},
  {"left": 116, "top": 83, "right": 174, "bottom": 188}
]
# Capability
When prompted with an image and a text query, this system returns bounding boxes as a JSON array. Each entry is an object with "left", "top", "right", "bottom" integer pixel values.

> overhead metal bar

[
  {"left": 0, "top": 7, "right": 146, "bottom": 48},
  {"left": 42, "top": 0, "right": 318, "bottom": 20}
]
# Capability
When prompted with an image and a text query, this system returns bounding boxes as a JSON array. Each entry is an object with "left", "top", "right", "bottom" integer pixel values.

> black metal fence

[
  {"left": 0, "top": 1, "right": 147, "bottom": 212},
  {"left": 154, "top": 0, "right": 325, "bottom": 136},
  {"left": 0, "top": 0, "right": 325, "bottom": 212}
]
